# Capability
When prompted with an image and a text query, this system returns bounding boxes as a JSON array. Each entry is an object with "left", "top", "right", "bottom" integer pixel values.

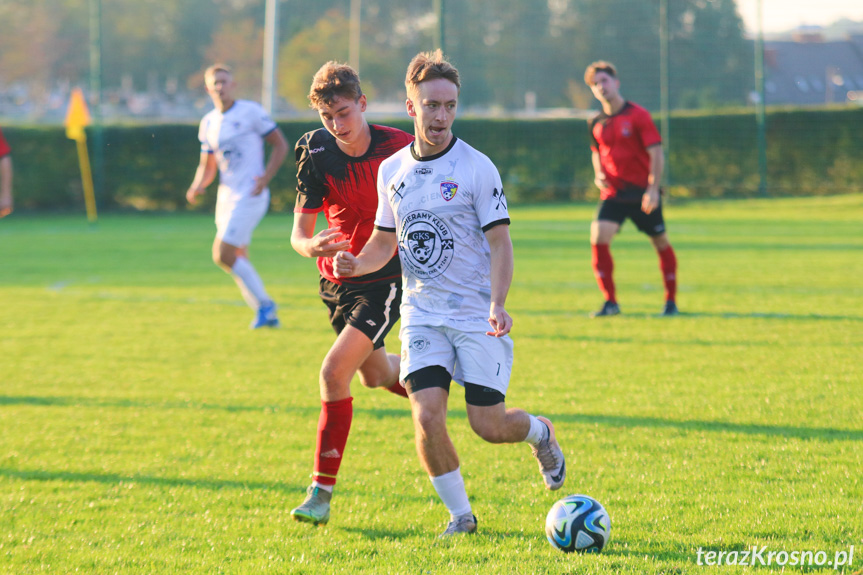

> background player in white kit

[
  {"left": 334, "top": 50, "right": 566, "bottom": 537},
  {"left": 187, "top": 64, "right": 288, "bottom": 329}
]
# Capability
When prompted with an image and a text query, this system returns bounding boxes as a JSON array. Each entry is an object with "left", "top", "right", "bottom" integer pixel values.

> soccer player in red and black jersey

[
  {"left": 289, "top": 62, "right": 414, "bottom": 525},
  {"left": 585, "top": 61, "right": 679, "bottom": 317}
]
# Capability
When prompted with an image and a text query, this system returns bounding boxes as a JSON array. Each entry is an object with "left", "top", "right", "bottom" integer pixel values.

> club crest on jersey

[
  {"left": 621, "top": 121, "right": 633, "bottom": 137},
  {"left": 407, "top": 230, "right": 436, "bottom": 264},
  {"left": 440, "top": 180, "right": 458, "bottom": 201},
  {"left": 399, "top": 210, "right": 454, "bottom": 279}
]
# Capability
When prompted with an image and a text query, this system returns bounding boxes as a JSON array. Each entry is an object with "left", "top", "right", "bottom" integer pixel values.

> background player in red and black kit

[
  {"left": 289, "top": 61, "right": 414, "bottom": 525},
  {"left": 585, "top": 60, "right": 679, "bottom": 317},
  {"left": 0, "top": 127, "right": 13, "bottom": 218}
]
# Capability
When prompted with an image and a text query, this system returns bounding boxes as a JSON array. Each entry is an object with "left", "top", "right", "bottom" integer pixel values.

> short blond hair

[
  {"left": 405, "top": 50, "right": 460, "bottom": 99},
  {"left": 308, "top": 61, "right": 363, "bottom": 109}
]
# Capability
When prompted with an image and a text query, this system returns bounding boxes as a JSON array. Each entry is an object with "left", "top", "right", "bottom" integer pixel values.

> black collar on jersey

[
  {"left": 411, "top": 135, "right": 458, "bottom": 162},
  {"left": 596, "top": 101, "right": 632, "bottom": 122}
]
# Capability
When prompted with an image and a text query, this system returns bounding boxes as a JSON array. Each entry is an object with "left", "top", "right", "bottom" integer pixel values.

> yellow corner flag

[
  {"left": 65, "top": 88, "right": 92, "bottom": 141},
  {"left": 64, "top": 88, "right": 97, "bottom": 222}
]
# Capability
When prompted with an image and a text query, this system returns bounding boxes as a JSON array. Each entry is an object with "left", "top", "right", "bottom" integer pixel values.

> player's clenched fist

[{"left": 333, "top": 250, "right": 359, "bottom": 278}]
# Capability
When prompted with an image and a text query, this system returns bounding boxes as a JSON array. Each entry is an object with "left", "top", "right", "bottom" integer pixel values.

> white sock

[
  {"left": 430, "top": 467, "right": 471, "bottom": 519},
  {"left": 231, "top": 257, "right": 271, "bottom": 310},
  {"left": 523, "top": 414, "right": 546, "bottom": 446},
  {"left": 232, "top": 276, "right": 259, "bottom": 309},
  {"left": 312, "top": 481, "right": 333, "bottom": 494}
]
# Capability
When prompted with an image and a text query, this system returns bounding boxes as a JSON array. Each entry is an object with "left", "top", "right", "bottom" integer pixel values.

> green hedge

[
  {"left": 664, "top": 107, "right": 863, "bottom": 198},
  {"left": 4, "top": 107, "right": 862, "bottom": 212}
]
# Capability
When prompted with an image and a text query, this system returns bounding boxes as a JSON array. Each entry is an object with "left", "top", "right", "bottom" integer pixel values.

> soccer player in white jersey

[
  {"left": 187, "top": 64, "right": 288, "bottom": 329},
  {"left": 334, "top": 50, "right": 566, "bottom": 537}
]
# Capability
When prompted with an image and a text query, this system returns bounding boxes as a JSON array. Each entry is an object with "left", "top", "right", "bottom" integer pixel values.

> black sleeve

[
  {"left": 294, "top": 135, "right": 327, "bottom": 212},
  {"left": 588, "top": 116, "right": 600, "bottom": 149}
]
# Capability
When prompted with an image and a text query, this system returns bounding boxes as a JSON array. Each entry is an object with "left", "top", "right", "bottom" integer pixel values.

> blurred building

[{"left": 763, "top": 27, "right": 863, "bottom": 105}]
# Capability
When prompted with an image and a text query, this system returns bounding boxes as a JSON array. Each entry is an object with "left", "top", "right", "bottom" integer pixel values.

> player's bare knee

[
  {"left": 319, "top": 364, "right": 349, "bottom": 393},
  {"left": 357, "top": 358, "right": 395, "bottom": 389},
  {"left": 414, "top": 405, "right": 446, "bottom": 435},
  {"left": 212, "top": 249, "right": 233, "bottom": 270},
  {"left": 357, "top": 371, "right": 385, "bottom": 389},
  {"left": 652, "top": 234, "right": 670, "bottom": 251}
]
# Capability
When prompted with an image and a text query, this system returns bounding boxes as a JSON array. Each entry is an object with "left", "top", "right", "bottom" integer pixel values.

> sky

[{"left": 736, "top": 0, "right": 863, "bottom": 33}]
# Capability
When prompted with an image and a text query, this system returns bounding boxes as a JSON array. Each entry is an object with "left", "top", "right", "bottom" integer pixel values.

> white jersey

[
  {"left": 198, "top": 100, "right": 277, "bottom": 202},
  {"left": 375, "top": 137, "right": 510, "bottom": 332}
]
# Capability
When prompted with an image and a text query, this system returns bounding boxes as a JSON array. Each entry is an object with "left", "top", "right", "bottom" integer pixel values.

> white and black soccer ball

[{"left": 545, "top": 494, "right": 611, "bottom": 553}]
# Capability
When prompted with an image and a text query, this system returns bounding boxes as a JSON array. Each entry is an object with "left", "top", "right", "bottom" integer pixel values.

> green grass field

[{"left": 1, "top": 195, "right": 861, "bottom": 574}]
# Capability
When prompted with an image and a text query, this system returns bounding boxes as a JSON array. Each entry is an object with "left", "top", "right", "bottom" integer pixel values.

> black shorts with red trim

[
  {"left": 319, "top": 276, "right": 402, "bottom": 350},
  {"left": 596, "top": 196, "right": 667, "bottom": 237}
]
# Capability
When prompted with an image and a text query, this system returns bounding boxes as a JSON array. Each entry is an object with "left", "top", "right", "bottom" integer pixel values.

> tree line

[{"left": 0, "top": 0, "right": 753, "bottom": 113}]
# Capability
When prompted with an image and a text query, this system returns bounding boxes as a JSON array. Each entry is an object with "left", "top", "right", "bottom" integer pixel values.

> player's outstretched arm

[
  {"left": 291, "top": 212, "right": 351, "bottom": 258},
  {"left": 485, "top": 224, "right": 514, "bottom": 337},
  {"left": 333, "top": 229, "right": 397, "bottom": 278},
  {"left": 186, "top": 152, "right": 217, "bottom": 204}
]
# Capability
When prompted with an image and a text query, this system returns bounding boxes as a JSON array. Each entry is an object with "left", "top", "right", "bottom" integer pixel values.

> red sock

[
  {"left": 658, "top": 245, "right": 677, "bottom": 302},
  {"left": 385, "top": 382, "right": 409, "bottom": 398},
  {"left": 313, "top": 397, "right": 353, "bottom": 487},
  {"left": 591, "top": 244, "right": 616, "bottom": 303}
]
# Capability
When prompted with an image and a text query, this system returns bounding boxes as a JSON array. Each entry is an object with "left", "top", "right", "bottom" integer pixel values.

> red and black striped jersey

[{"left": 295, "top": 124, "right": 413, "bottom": 284}]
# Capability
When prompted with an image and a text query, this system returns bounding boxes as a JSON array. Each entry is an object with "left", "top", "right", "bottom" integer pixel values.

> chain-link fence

[{"left": 2, "top": 0, "right": 862, "bottom": 204}]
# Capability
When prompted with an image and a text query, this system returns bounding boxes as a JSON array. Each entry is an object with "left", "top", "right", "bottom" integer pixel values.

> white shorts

[
  {"left": 215, "top": 192, "right": 269, "bottom": 247},
  {"left": 400, "top": 324, "right": 514, "bottom": 396}
]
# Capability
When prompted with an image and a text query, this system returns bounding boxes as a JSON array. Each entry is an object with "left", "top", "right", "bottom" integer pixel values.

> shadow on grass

[
  {"left": 551, "top": 412, "right": 863, "bottom": 442},
  {"left": 0, "top": 395, "right": 411, "bottom": 420},
  {"left": 5, "top": 397, "right": 857, "bottom": 441},
  {"left": 684, "top": 311, "right": 863, "bottom": 322},
  {"left": 340, "top": 526, "right": 422, "bottom": 540},
  {"left": 0, "top": 467, "right": 438, "bottom": 509},
  {"left": 0, "top": 395, "right": 319, "bottom": 414},
  {"left": 673, "top": 241, "right": 862, "bottom": 252},
  {"left": 0, "top": 467, "right": 299, "bottom": 493},
  {"left": 590, "top": 535, "right": 704, "bottom": 566},
  {"left": 517, "top": 310, "right": 862, "bottom": 322},
  {"left": 521, "top": 333, "right": 635, "bottom": 344}
]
